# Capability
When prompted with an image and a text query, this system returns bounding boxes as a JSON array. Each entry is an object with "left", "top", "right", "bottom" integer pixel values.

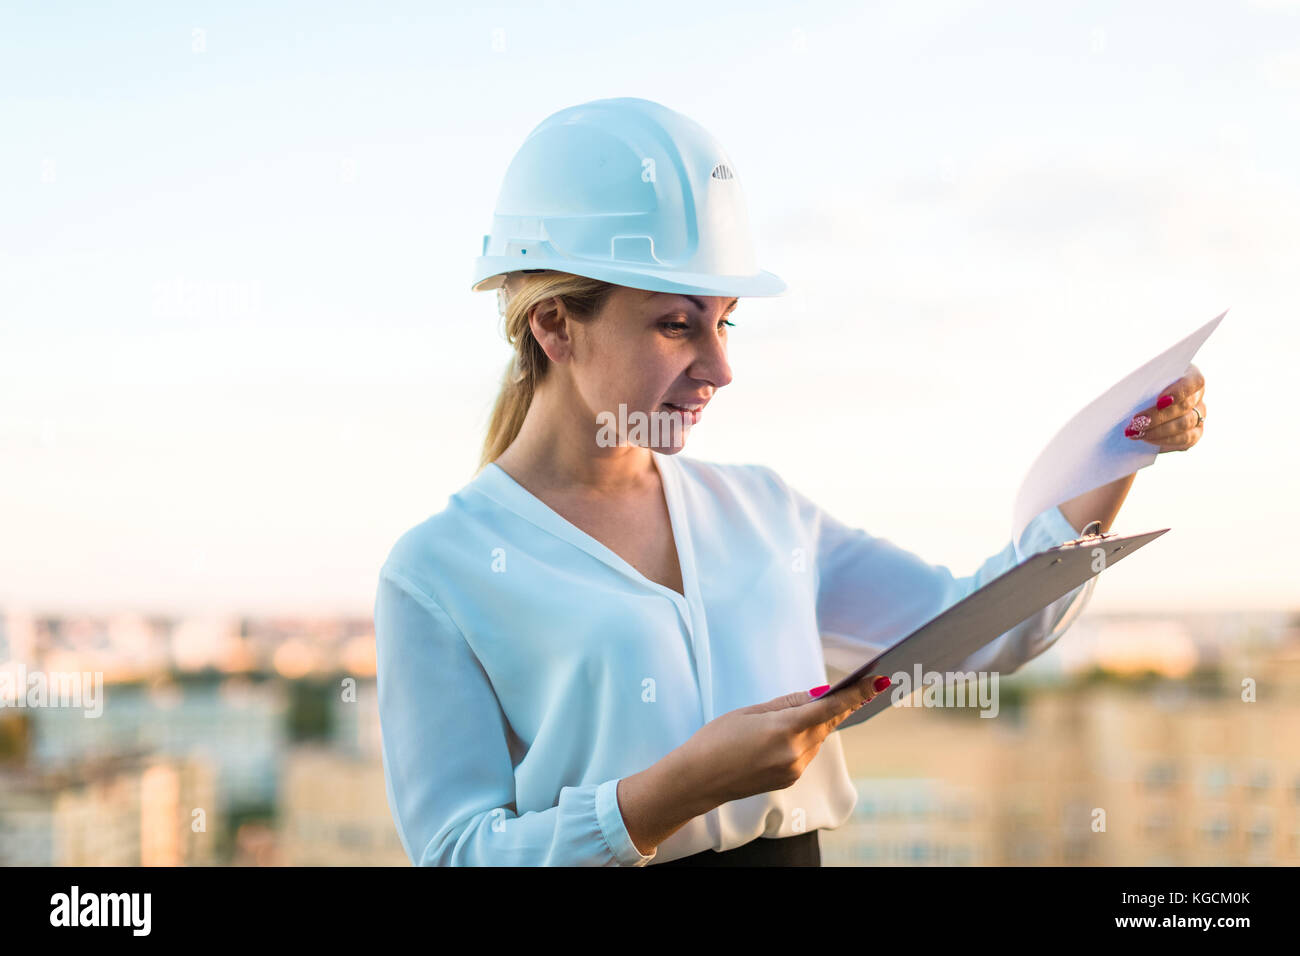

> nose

[{"left": 691, "top": 322, "right": 734, "bottom": 390}]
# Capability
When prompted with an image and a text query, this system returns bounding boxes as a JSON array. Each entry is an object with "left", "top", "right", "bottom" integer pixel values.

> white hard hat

[{"left": 473, "top": 97, "right": 786, "bottom": 298}]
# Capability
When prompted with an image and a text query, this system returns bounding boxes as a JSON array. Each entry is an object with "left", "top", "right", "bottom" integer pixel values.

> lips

[
  {"left": 661, "top": 402, "right": 703, "bottom": 425},
  {"left": 663, "top": 396, "right": 708, "bottom": 410}
]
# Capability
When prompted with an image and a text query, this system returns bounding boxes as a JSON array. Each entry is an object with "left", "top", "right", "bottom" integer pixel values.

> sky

[{"left": 2, "top": 0, "right": 1298, "bottom": 616}]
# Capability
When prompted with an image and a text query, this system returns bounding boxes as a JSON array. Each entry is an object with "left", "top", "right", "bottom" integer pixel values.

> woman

[{"left": 373, "top": 98, "right": 1209, "bottom": 867}]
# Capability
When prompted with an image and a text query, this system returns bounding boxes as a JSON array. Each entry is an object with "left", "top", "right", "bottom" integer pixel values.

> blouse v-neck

[{"left": 473, "top": 451, "right": 698, "bottom": 618}]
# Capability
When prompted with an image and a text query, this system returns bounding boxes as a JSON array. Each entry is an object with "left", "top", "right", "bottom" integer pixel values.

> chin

[
  {"left": 647, "top": 418, "right": 691, "bottom": 454},
  {"left": 601, "top": 403, "right": 693, "bottom": 452}
]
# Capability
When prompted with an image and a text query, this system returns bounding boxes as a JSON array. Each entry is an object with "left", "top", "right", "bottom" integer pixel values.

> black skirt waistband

[{"left": 646, "top": 829, "right": 820, "bottom": 867}]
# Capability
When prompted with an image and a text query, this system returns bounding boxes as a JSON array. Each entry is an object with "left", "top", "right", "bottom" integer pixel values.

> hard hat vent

[{"left": 710, "top": 162, "right": 735, "bottom": 181}]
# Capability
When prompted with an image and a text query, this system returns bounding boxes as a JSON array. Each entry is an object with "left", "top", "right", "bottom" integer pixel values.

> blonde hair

[{"left": 477, "top": 271, "right": 619, "bottom": 473}]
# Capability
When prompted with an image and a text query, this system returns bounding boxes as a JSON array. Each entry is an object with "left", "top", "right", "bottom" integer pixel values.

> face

[{"left": 541, "top": 286, "right": 737, "bottom": 453}]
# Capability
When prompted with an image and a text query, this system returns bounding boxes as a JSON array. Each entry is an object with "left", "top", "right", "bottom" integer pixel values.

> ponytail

[{"left": 477, "top": 271, "right": 618, "bottom": 473}]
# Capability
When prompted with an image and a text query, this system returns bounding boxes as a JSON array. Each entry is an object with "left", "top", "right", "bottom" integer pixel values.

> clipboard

[{"left": 824, "top": 524, "right": 1170, "bottom": 731}]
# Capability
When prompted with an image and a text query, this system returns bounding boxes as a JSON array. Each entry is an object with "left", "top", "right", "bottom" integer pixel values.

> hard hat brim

[{"left": 472, "top": 259, "right": 787, "bottom": 298}]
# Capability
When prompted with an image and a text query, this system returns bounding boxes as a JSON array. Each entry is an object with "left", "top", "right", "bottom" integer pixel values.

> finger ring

[{"left": 1193, "top": 407, "right": 1204, "bottom": 427}]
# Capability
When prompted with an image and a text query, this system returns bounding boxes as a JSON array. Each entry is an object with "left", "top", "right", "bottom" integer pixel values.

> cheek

[
  {"left": 581, "top": 362, "right": 650, "bottom": 413},
  {"left": 595, "top": 349, "right": 678, "bottom": 407},
  {"left": 602, "top": 375, "right": 661, "bottom": 412},
  {"left": 634, "top": 368, "right": 682, "bottom": 408}
]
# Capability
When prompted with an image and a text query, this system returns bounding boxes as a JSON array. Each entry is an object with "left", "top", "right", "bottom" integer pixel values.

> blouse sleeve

[
  {"left": 762, "top": 467, "right": 1094, "bottom": 677},
  {"left": 373, "top": 564, "right": 656, "bottom": 866}
]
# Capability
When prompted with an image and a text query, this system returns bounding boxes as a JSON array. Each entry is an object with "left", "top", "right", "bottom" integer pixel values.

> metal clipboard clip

[{"left": 1058, "top": 519, "right": 1118, "bottom": 550}]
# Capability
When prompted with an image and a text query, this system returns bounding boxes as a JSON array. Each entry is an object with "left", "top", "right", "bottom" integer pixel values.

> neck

[{"left": 496, "top": 381, "right": 657, "bottom": 494}]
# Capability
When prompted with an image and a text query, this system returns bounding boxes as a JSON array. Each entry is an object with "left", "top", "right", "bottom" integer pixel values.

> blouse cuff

[
  {"left": 596, "top": 778, "right": 657, "bottom": 866},
  {"left": 1016, "top": 503, "right": 1082, "bottom": 561}
]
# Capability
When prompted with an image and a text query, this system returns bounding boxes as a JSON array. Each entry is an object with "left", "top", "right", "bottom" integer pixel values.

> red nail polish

[
  {"left": 809, "top": 684, "right": 830, "bottom": 698},
  {"left": 873, "top": 676, "right": 892, "bottom": 692},
  {"left": 1124, "top": 427, "right": 1138, "bottom": 437},
  {"left": 1157, "top": 395, "right": 1173, "bottom": 409}
]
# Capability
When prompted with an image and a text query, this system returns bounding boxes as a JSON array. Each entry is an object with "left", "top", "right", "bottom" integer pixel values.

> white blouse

[{"left": 373, "top": 451, "right": 1090, "bottom": 865}]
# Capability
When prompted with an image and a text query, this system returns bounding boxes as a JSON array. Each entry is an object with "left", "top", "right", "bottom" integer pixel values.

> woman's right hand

[{"left": 676, "top": 674, "right": 891, "bottom": 809}]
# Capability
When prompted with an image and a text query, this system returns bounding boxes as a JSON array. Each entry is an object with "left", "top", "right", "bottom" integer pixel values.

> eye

[{"left": 659, "top": 316, "right": 736, "bottom": 335}]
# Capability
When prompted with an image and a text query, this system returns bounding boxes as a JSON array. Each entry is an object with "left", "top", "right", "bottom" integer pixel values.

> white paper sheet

[{"left": 1012, "top": 309, "right": 1227, "bottom": 560}]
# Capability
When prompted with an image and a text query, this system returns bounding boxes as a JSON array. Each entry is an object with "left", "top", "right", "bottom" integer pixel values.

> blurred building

[
  {"left": 26, "top": 678, "right": 287, "bottom": 810},
  {"left": 827, "top": 644, "right": 1300, "bottom": 866},
  {"left": 277, "top": 744, "right": 406, "bottom": 865},
  {"left": 275, "top": 678, "right": 403, "bottom": 865},
  {"left": 329, "top": 676, "right": 382, "bottom": 758},
  {"left": 0, "top": 749, "right": 219, "bottom": 865}
]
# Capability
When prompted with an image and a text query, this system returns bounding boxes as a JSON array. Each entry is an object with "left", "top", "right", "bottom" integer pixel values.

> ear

[{"left": 529, "top": 296, "right": 576, "bottom": 364}]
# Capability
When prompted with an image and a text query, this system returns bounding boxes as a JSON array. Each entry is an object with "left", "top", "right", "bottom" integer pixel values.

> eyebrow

[{"left": 680, "top": 296, "right": 739, "bottom": 313}]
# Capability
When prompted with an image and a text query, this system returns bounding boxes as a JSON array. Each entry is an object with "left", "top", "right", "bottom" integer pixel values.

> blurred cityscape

[
  {"left": 0, "top": 610, "right": 399, "bottom": 865},
  {"left": 827, "top": 609, "right": 1300, "bottom": 866},
  {"left": 1, "top": 606, "right": 1297, "bottom": 866}
]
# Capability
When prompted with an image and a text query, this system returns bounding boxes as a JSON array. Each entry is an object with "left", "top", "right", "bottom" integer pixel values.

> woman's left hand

[{"left": 1124, "top": 363, "right": 1207, "bottom": 453}]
